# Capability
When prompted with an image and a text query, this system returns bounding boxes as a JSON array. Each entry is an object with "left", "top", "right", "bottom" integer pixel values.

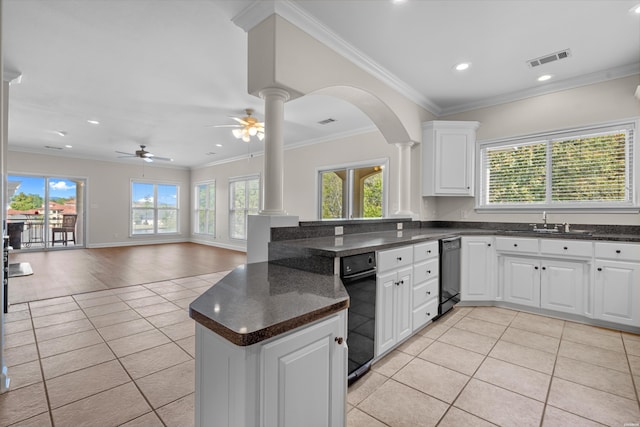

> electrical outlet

[
  {"left": 397, "top": 222, "right": 403, "bottom": 230},
  {"left": 335, "top": 226, "right": 343, "bottom": 236}
]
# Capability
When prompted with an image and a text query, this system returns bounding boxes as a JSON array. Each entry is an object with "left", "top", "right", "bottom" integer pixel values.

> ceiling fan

[
  {"left": 116, "top": 145, "right": 173, "bottom": 162},
  {"left": 213, "top": 108, "right": 265, "bottom": 142}
]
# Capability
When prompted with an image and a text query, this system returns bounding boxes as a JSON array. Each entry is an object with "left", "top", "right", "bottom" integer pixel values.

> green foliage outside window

[{"left": 10, "top": 192, "right": 44, "bottom": 211}]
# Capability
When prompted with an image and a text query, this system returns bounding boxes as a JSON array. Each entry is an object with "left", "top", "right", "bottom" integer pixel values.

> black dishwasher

[
  {"left": 340, "top": 252, "right": 376, "bottom": 385},
  {"left": 438, "top": 236, "right": 461, "bottom": 318}
]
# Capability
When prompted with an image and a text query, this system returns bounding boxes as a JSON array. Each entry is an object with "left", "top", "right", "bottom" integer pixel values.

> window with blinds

[{"left": 478, "top": 121, "right": 636, "bottom": 210}]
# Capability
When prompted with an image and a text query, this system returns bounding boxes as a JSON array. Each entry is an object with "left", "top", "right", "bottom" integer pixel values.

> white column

[
  {"left": 258, "top": 87, "right": 290, "bottom": 215},
  {"left": 394, "top": 141, "right": 415, "bottom": 217}
]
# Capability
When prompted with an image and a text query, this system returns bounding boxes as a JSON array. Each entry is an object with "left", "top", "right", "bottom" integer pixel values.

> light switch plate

[
  {"left": 335, "top": 226, "right": 344, "bottom": 236},
  {"left": 397, "top": 222, "right": 403, "bottom": 230}
]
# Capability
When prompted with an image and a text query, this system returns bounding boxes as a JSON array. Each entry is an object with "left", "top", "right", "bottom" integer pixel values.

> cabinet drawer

[
  {"left": 540, "top": 239, "right": 593, "bottom": 258},
  {"left": 413, "top": 299, "right": 439, "bottom": 330},
  {"left": 495, "top": 237, "right": 538, "bottom": 254},
  {"left": 413, "top": 258, "right": 439, "bottom": 284},
  {"left": 413, "top": 279, "right": 438, "bottom": 308},
  {"left": 414, "top": 241, "right": 438, "bottom": 262},
  {"left": 595, "top": 242, "right": 640, "bottom": 262},
  {"left": 377, "top": 246, "right": 413, "bottom": 272}
]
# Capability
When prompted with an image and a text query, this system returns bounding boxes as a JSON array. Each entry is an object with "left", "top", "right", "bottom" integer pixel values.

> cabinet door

[
  {"left": 395, "top": 267, "right": 413, "bottom": 343},
  {"left": 461, "top": 236, "right": 495, "bottom": 301},
  {"left": 434, "top": 129, "right": 473, "bottom": 195},
  {"left": 502, "top": 256, "right": 540, "bottom": 308},
  {"left": 376, "top": 270, "right": 396, "bottom": 356},
  {"left": 262, "top": 313, "right": 347, "bottom": 427},
  {"left": 594, "top": 261, "right": 639, "bottom": 327},
  {"left": 540, "top": 259, "right": 585, "bottom": 315}
]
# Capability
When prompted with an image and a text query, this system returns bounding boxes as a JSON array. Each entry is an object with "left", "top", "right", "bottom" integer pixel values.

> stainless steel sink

[{"left": 532, "top": 228, "right": 560, "bottom": 233}]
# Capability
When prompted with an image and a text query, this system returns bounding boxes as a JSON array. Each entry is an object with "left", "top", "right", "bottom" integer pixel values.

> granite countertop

[
  {"left": 270, "top": 227, "right": 640, "bottom": 258},
  {"left": 189, "top": 262, "right": 348, "bottom": 346}
]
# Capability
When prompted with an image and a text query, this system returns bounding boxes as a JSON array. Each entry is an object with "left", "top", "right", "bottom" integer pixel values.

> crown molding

[{"left": 439, "top": 63, "right": 640, "bottom": 116}]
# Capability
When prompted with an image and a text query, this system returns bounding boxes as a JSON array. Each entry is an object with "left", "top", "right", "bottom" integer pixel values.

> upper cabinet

[{"left": 422, "top": 120, "right": 480, "bottom": 197}]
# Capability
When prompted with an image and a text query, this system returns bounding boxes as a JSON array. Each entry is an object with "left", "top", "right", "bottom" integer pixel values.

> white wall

[
  {"left": 434, "top": 75, "right": 640, "bottom": 226},
  {"left": 7, "top": 151, "right": 191, "bottom": 247}
]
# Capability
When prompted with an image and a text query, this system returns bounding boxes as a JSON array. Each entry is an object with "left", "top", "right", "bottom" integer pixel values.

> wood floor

[{"left": 7, "top": 243, "right": 246, "bottom": 304}]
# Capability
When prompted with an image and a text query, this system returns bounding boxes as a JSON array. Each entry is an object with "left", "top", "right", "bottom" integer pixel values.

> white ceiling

[{"left": 4, "top": 0, "right": 639, "bottom": 169}]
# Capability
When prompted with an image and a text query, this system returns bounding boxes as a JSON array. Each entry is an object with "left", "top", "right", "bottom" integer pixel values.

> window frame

[
  {"left": 316, "top": 158, "right": 389, "bottom": 220},
  {"left": 476, "top": 119, "right": 638, "bottom": 212},
  {"left": 194, "top": 180, "right": 216, "bottom": 237},
  {"left": 228, "top": 174, "right": 260, "bottom": 241},
  {"left": 130, "top": 180, "right": 180, "bottom": 236}
]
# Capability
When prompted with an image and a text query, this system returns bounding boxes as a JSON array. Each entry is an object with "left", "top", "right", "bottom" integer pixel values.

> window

[
  {"left": 194, "top": 181, "right": 215, "bottom": 236},
  {"left": 229, "top": 175, "right": 260, "bottom": 240},
  {"left": 131, "top": 181, "right": 179, "bottom": 235},
  {"left": 318, "top": 161, "right": 387, "bottom": 219},
  {"left": 478, "top": 121, "right": 636, "bottom": 210}
]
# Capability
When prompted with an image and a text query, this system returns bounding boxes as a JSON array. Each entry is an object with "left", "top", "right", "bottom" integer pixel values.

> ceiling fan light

[
  {"left": 242, "top": 134, "right": 251, "bottom": 142},
  {"left": 248, "top": 126, "right": 258, "bottom": 136},
  {"left": 144, "top": 157, "right": 153, "bottom": 163},
  {"left": 232, "top": 129, "right": 243, "bottom": 139},
  {"left": 257, "top": 132, "right": 264, "bottom": 141}
]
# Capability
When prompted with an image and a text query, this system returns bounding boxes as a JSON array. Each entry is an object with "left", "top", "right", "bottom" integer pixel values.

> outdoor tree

[{"left": 10, "top": 192, "right": 43, "bottom": 211}]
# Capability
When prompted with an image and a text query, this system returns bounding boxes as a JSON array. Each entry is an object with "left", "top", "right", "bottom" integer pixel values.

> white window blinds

[{"left": 479, "top": 121, "right": 636, "bottom": 210}]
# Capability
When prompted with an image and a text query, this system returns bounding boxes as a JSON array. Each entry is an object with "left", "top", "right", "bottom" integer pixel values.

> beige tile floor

[{"left": 2, "top": 276, "right": 640, "bottom": 427}]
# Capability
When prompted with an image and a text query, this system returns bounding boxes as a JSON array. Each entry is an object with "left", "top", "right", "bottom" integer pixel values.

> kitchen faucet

[{"left": 542, "top": 211, "right": 547, "bottom": 227}]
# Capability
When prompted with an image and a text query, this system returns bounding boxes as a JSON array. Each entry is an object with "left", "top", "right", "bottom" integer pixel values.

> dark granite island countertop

[{"left": 189, "top": 262, "right": 349, "bottom": 346}]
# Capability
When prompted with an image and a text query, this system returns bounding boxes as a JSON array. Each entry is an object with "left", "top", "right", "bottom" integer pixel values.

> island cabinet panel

[{"left": 195, "top": 311, "right": 347, "bottom": 427}]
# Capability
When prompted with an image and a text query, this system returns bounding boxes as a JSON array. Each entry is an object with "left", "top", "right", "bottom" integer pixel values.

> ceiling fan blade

[
  {"left": 144, "top": 157, "right": 153, "bottom": 163},
  {"left": 153, "top": 156, "right": 174, "bottom": 162},
  {"left": 231, "top": 117, "right": 249, "bottom": 125},
  {"left": 116, "top": 151, "right": 135, "bottom": 156},
  {"left": 206, "top": 124, "right": 242, "bottom": 128}
]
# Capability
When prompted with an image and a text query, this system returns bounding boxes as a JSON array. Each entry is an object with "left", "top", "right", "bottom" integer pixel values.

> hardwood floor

[{"left": 7, "top": 243, "right": 246, "bottom": 304}]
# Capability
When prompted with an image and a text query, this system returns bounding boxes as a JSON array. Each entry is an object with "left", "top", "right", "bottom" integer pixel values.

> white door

[
  {"left": 594, "top": 261, "right": 639, "bottom": 327},
  {"left": 262, "top": 314, "right": 347, "bottom": 427},
  {"left": 540, "top": 259, "right": 584, "bottom": 315},
  {"left": 503, "top": 256, "right": 540, "bottom": 307}
]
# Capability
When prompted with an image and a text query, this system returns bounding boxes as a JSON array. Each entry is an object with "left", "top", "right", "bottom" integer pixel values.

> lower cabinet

[
  {"left": 594, "top": 260, "right": 639, "bottom": 327},
  {"left": 540, "top": 259, "right": 586, "bottom": 315},
  {"left": 461, "top": 236, "right": 495, "bottom": 301},
  {"left": 195, "top": 311, "right": 347, "bottom": 427},
  {"left": 376, "top": 266, "right": 412, "bottom": 356},
  {"left": 502, "top": 256, "right": 541, "bottom": 308}
]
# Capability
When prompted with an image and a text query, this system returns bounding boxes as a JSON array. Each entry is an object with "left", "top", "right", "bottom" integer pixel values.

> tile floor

[{"left": 2, "top": 276, "right": 640, "bottom": 427}]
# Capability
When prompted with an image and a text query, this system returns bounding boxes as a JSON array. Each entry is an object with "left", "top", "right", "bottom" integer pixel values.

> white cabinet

[
  {"left": 195, "top": 311, "right": 347, "bottom": 427},
  {"left": 540, "top": 259, "right": 586, "bottom": 315},
  {"left": 412, "top": 241, "right": 440, "bottom": 331},
  {"left": 422, "top": 120, "right": 480, "bottom": 197},
  {"left": 376, "top": 247, "right": 413, "bottom": 356},
  {"left": 594, "top": 242, "right": 640, "bottom": 327},
  {"left": 502, "top": 256, "right": 541, "bottom": 308},
  {"left": 461, "top": 236, "right": 496, "bottom": 301}
]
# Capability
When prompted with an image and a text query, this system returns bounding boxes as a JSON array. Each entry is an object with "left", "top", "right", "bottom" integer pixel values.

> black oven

[{"left": 340, "top": 252, "right": 376, "bottom": 385}]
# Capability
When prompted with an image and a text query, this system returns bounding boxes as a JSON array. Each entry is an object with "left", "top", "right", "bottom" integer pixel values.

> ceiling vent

[
  {"left": 317, "top": 118, "right": 336, "bottom": 125},
  {"left": 527, "top": 49, "right": 571, "bottom": 68}
]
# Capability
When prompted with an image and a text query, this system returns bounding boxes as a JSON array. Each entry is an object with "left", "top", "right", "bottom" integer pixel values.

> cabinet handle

[
  {"left": 597, "top": 267, "right": 602, "bottom": 271},
  {"left": 397, "top": 256, "right": 402, "bottom": 261},
  {"left": 514, "top": 244, "right": 518, "bottom": 247},
  {"left": 563, "top": 247, "right": 568, "bottom": 250},
  {"left": 426, "top": 291, "right": 431, "bottom": 295},
  {"left": 542, "top": 266, "right": 546, "bottom": 270},
  {"left": 427, "top": 270, "right": 431, "bottom": 274},
  {"left": 426, "top": 312, "right": 431, "bottom": 316},
  {"left": 427, "top": 250, "right": 431, "bottom": 254},
  {"left": 534, "top": 266, "right": 539, "bottom": 270},
  {"left": 335, "top": 337, "right": 344, "bottom": 345},
  {"left": 488, "top": 243, "right": 492, "bottom": 247},
  {"left": 616, "top": 250, "right": 621, "bottom": 254}
]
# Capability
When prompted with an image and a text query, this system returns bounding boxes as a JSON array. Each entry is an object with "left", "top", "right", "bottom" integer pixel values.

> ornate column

[
  {"left": 258, "top": 87, "right": 290, "bottom": 215},
  {"left": 394, "top": 141, "right": 415, "bottom": 217}
]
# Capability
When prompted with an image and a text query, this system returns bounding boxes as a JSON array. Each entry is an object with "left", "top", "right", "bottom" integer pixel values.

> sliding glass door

[{"left": 6, "top": 175, "right": 85, "bottom": 250}]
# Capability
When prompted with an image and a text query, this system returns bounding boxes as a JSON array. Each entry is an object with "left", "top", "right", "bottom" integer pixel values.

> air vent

[
  {"left": 527, "top": 49, "right": 571, "bottom": 68},
  {"left": 317, "top": 118, "right": 336, "bottom": 125},
  {"left": 44, "top": 145, "right": 63, "bottom": 150}
]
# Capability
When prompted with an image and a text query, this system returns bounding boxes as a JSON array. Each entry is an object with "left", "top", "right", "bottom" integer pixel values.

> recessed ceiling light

[
  {"left": 54, "top": 130, "right": 67, "bottom": 137},
  {"left": 64, "top": 145, "right": 73, "bottom": 148},
  {"left": 454, "top": 62, "right": 471, "bottom": 71},
  {"left": 630, "top": 3, "right": 640, "bottom": 14},
  {"left": 391, "top": 0, "right": 407, "bottom": 4},
  {"left": 215, "top": 144, "right": 223, "bottom": 147},
  {"left": 537, "top": 74, "right": 553, "bottom": 82},
  {"left": 87, "top": 119, "right": 100, "bottom": 125}
]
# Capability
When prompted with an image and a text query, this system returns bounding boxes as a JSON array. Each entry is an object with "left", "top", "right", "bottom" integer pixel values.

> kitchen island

[{"left": 189, "top": 262, "right": 349, "bottom": 427}]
